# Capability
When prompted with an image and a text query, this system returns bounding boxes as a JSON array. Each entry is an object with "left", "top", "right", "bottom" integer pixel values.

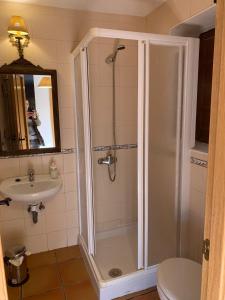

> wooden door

[
  {"left": 201, "top": 0, "right": 225, "bottom": 299},
  {"left": 0, "top": 238, "right": 8, "bottom": 300}
]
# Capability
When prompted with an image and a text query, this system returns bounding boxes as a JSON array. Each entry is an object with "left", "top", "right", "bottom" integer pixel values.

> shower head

[
  {"left": 105, "top": 44, "right": 126, "bottom": 64},
  {"left": 117, "top": 45, "right": 126, "bottom": 51}
]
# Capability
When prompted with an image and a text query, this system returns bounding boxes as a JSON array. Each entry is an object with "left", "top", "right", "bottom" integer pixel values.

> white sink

[{"left": 0, "top": 175, "right": 62, "bottom": 204}]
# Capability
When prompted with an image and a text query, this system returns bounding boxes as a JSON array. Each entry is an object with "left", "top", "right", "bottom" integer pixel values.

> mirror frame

[{"left": 0, "top": 58, "right": 61, "bottom": 156}]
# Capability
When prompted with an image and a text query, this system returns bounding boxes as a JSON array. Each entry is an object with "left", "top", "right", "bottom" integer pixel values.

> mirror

[{"left": 0, "top": 58, "right": 61, "bottom": 156}]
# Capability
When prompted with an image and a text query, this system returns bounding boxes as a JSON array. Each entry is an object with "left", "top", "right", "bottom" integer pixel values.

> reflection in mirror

[{"left": 0, "top": 73, "right": 59, "bottom": 154}]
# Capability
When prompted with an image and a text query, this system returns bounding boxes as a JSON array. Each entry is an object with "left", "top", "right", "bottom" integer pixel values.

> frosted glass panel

[
  {"left": 148, "top": 44, "right": 181, "bottom": 266},
  {"left": 87, "top": 37, "right": 139, "bottom": 280},
  {"left": 74, "top": 56, "right": 88, "bottom": 246}
]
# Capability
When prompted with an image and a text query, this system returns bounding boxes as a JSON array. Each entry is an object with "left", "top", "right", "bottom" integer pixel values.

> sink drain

[{"left": 108, "top": 268, "right": 123, "bottom": 278}]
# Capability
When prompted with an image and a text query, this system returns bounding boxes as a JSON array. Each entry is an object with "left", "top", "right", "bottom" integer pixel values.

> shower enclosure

[{"left": 73, "top": 28, "right": 199, "bottom": 299}]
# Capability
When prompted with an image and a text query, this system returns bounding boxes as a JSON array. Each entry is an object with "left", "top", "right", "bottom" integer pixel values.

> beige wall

[
  {"left": 146, "top": 0, "right": 213, "bottom": 34},
  {"left": 0, "top": 2, "right": 145, "bottom": 253}
]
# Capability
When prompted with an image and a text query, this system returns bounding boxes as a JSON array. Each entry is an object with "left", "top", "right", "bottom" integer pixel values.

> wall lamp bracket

[{"left": 8, "top": 16, "right": 30, "bottom": 59}]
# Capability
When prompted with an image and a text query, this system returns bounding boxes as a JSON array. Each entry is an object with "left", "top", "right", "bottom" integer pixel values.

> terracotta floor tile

[
  {"left": 134, "top": 291, "right": 160, "bottom": 300},
  {"left": 22, "top": 264, "right": 61, "bottom": 298},
  {"left": 23, "top": 288, "right": 65, "bottom": 300},
  {"left": 117, "top": 289, "right": 160, "bottom": 300},
  {"left": 58, "top": 258, "right": 89, "bottom": 286},
  {"left": 55, "top": 245, "right": 82, "bottom": 263},
  {"left": 64, "top": 280, "right": 98, "bottom": 300},
  {"left": 27, "top": 251, "right": 57, "bottom": 269}
]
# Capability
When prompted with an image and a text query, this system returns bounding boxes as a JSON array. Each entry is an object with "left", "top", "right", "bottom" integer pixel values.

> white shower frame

[{"left": 72, "top": 28, "right": 199, "bottom": 299}]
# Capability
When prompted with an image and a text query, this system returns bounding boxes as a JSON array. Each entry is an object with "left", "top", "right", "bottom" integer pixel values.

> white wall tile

[
  {"left": 60, "top": 107, "right": 75, "bottom": 129},
  {"left": 58, "top": 85, "right": 74, "bottom": 108},
  {"left": 45, "top": 212, "right": 66, "bottom": 233},
  {"left": 66, "top": 210, "right": 79, "bottom": 229},
  {"left": 63, "top": 154, "right": 76, "bottom": 174},
  {"left": 65, "top": 191, "right": 77, "bottom": 211},
  {"left": 64, "top": 173, "right": 76, "bottom": 192},
  {"left": 44, "top": 194, "right": 66, "bottom": 214},
  {"left": 47, "top": 230, "right": 67, "bottom": 250},
  {"left": 190, "top": 164, "right": 208, "bottom": 193},
  {"left": 0, "top": 202, "right": 25, "bottom": 221},
  {"left": 19, "top": 156, "right": 43, "bottom": 176},
  {"left": 56, "top": 40, "right": 78, "bottom": 64},
  {"left": 67, "top": 227, "right": 79, "bottom": 246},
  {"left": 24, "top": 214, "right": 46, "bottom": 236},
  {"left": 41, "top": 155, "right": 64, "bottom": 175},
  {"left": 24, "top": 234, "right": 48, "bottom": 254},
  {"left": 1, "top": 219, "right": 25, "bottom": 246},
  {"left": 187, "top": 161, "right": 207, "bottom": 263},
  {"left": 0, "top": 158, "right": 20, "bottom": 181},
  {"left": 57, "top": 64, "right": 74, "bottom": 87},
  {"left": 26, "top": 38, "right": 58, "bottom": 64},
  {"left": 61, "top": 128, "right": 75, "bottom": 149}
]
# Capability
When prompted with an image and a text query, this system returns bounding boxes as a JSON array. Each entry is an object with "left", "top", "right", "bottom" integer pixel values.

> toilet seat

[{"left": 157, "top": 258, "right": 201, "bottom": 300}]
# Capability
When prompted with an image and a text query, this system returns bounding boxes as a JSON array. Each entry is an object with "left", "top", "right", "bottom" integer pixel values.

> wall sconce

[{"left": 8, "top": 16, "right": 30, "bottom": 59}]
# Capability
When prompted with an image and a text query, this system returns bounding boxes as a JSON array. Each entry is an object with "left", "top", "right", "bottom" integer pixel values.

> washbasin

[{"left": 0, "top": 174, "right": 62, "bottom": 204}]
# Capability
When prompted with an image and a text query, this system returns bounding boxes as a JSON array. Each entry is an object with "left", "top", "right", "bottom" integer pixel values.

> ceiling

[{"left": 0, "top": 0, "right": 165, "bottom": 16}]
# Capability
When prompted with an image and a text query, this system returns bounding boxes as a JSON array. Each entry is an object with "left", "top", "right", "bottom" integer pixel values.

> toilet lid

[{"left": 157, "top": 258, "right": 202, "bottom": 300}]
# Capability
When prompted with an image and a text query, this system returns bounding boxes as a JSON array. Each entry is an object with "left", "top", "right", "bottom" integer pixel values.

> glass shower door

[
  {"left": 145, "top": 41, "right": 184, "bottom": 267},
  {"left": 86, "top": 37, "right": 145, "bottom": 279},
  {"left": 74, "top": 55, "right": 89, "bottom": 247},
  {"left": 74, "top": 30, "right": 199, "bottom": 284}
]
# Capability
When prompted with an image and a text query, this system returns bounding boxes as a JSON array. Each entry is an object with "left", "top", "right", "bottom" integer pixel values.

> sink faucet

[{"left": 28, "top": 168, "right": 34, "bottom": 182}]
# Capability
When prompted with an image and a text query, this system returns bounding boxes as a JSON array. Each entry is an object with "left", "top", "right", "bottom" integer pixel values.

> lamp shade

[
  {"left": 8, "top": 16, "right": 29, "bottom": 36},
  {"left": 38, "top": 76, "right": 52, "bottom": 88}
]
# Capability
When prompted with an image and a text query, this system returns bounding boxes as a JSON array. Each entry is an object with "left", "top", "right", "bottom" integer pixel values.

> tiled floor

[
  {"left": 6, "top": 245, "right": 160, "bottom": 300},
  {"left": 117, "top": 289, "right": 160, "bottom": 300},
  {"left": 7, "top": 245, "right": 98, "bottom": 300}
]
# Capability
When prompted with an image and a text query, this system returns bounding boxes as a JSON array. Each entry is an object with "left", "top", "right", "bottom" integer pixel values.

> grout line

[
  {"left": 22, "top": 288, "right": 62, "bottom": 300},
  {"left": 54, "top": 252, "right": 67, "bottom": 300},
  {"left": 20, "top": 285, "right": 23, "bottom": 300}
]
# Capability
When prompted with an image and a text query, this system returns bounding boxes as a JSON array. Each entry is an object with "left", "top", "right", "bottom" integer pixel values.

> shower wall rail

[
  {"left": 92, "top": 144, "right": 137, "bottom": 152},
  {"left": 72, "top": 28, "right": 199, "bottom": 300}
]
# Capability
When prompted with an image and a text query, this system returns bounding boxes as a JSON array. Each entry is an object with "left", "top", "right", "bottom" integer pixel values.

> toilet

[{"left": 157, "top": 258, "right": 202, "bottom": 300}]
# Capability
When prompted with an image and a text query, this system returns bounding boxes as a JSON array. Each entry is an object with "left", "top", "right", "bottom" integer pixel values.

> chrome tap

[
  {"left": 28, "top": 168, "right": 35, "bottom": 182},
  {"left": 98, "top": 153, "right": 117, "bottom": 166}
]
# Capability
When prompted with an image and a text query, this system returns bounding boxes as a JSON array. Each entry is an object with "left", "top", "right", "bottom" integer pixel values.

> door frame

[
  {"left": 201, "top": 0, "right": 225, "bottom": 299},
  {"left": 0, "top": 238, "right": 7, "bottom": 300},
  {"left": 80, "top": 47, "right": 96, "bottom": 255}
]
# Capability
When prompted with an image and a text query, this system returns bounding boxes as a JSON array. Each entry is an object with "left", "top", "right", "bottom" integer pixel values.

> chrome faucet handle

[
  {"left": 28, "top": 168, "right": 35, "bottom": 181},
  {"left": 98, "top": 154, "right": 117, "bottom": 166},
  {"left": 27, "top": 168, "right": 34, "bottom": 175}
]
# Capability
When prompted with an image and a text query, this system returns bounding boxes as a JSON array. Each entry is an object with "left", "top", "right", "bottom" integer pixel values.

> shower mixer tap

[{"left": 98, "top": 153, "right": 117, "bottom": 166}]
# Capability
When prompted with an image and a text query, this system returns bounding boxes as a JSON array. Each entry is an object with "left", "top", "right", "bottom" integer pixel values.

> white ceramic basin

[{"left": 0, "top": 175, "right": 62, "bottom": 204}]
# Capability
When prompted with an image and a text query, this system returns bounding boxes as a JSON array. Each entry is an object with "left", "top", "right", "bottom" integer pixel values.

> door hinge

[{"left": 202, "top": 239, "right": 210, "bottom": 261}]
